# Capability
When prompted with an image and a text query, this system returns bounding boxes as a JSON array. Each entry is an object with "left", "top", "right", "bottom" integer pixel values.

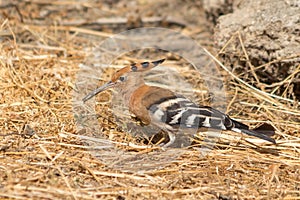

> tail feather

[
  {"left": 230, "top": 118, "right": 249, "bottom": 130},
  {"left": 239, "top": 128, "right": 276, "bottom": 144},
  {"left": 253, "top": 123, "right": 276, "bottom": 136},
  {"left": 231, "top": 121, "right": 276, "bottom": 144}
]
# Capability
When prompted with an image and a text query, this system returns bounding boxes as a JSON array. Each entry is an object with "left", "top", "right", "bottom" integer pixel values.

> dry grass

[{"left": 1, "top": 1, "right": 300, "bottom": 199}]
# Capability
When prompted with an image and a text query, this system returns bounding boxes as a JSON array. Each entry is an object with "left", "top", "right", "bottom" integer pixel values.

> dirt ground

[{"left": 0, "top": 0, "right": 300, "bottom": 199}]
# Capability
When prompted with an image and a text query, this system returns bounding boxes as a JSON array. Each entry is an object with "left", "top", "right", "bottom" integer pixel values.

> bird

[{"left": 82, "top": 58, "right": 276, "bottom": 147}]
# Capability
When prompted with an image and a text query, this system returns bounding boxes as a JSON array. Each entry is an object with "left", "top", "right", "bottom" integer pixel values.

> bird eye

[{"left": 119, "top": 76, "right": 126, "bottom": 82}]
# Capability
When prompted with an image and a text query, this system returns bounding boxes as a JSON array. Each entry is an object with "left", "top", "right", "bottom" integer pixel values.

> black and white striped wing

[
  {"left": 148, "top": 96, "right": 276, "bottom": 143},
  {"left": 148, "top": 96, "right": 235, "bottom": 130}
]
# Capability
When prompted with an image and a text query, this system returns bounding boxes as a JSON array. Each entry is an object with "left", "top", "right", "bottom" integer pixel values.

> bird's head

[{"left": 82, "top": 58, "right": 165, "bottom": 102}]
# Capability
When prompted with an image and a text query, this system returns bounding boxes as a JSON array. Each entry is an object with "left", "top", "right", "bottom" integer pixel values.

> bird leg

[{"left": 161, "top": 132, "right": 176, "bottom": 148}]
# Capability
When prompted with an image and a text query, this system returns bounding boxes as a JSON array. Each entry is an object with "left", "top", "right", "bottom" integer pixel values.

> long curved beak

[{"left": 82, "top": 81, "right": 115, "bottom": 102}]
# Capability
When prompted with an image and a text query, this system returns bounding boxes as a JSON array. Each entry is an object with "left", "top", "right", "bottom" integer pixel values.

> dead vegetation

[{"left": 0, "top": 1, "right": 299, "bottom": 199}]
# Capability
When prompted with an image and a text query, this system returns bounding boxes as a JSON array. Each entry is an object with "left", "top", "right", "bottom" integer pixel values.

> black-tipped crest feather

[{"left": 151, "top": 58, "right": 165, "bottom": 66}]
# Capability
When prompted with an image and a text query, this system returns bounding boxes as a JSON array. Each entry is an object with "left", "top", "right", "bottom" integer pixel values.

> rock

[{"left": 207, "top": 0, "right": 300, "bottom": 99}]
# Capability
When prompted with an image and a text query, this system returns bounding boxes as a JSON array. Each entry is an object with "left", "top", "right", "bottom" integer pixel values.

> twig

[
  {"left": 237, "top": 32, "right": 261, "bottom": 85},
  {"left": 29, "top": 16, "right": 187, "bottom": 27}
]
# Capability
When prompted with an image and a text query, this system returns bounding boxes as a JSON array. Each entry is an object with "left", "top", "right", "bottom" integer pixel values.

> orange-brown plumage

[
  {"left": 111, "top": 67, "right": 131, "bottom": 82},
  {"left": 129, "top": 85, "right": 176, "bottom": 125}
]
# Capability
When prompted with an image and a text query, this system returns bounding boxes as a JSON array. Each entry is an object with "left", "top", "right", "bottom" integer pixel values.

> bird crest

[{"left": 111, "top": 58, "right": 165, "bottom": 82}]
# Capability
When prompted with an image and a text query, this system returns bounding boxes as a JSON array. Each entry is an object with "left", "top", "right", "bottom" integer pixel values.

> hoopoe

[{"left": 82, "top": 59, "right": 276, "bottom": 147}]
